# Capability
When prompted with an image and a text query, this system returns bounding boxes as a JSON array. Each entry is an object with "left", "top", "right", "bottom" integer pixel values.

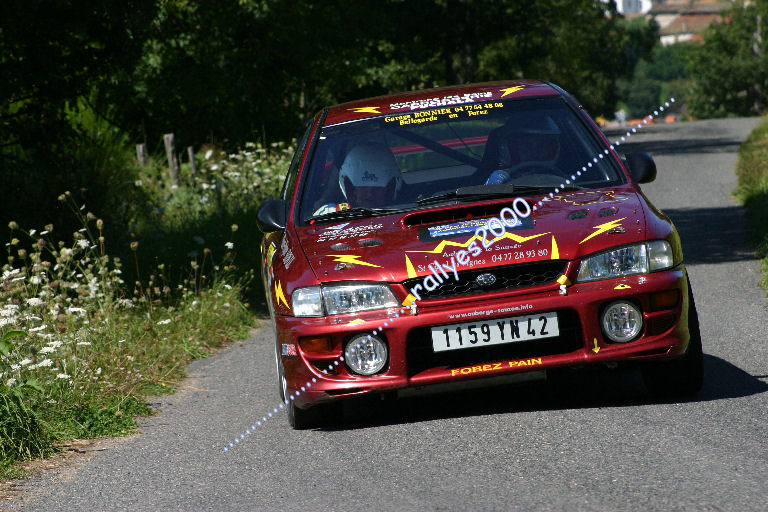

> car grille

[
  {"left": 402, "top": 260, "right": 567, "bottom": 300},
  {"left": 405, "top": 309, "right": 582, "bottom": 377}
]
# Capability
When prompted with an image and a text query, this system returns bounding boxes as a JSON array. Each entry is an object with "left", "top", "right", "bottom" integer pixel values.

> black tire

[
  {"left": 275, "top": 343, "right": 343, "bottom": 429},
  {"left": 642, "top": 279, "right": 704, "bottom": 397}
]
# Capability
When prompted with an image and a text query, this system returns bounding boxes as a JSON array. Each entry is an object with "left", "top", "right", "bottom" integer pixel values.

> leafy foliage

[
  {"left": 619, "top": 43, "right": 688, "bottom": 119},
  {"left": 734, "top": 116, "right": 768, "bottom": 292},
  {"left": 683, "top": 1, "right": 768, "bottom": 118}
]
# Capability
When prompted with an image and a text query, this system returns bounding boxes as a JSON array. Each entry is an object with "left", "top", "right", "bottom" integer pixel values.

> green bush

[{"left": 734, "top": 116, "right": 768, "bottom": 291}]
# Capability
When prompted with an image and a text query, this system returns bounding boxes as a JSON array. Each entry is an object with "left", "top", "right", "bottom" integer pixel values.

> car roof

[{"left": 323, "top": 79, "right": 561, "bottom": 126}]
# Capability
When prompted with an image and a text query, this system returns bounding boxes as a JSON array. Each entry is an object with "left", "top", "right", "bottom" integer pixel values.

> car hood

[{"left": 296, "top": 187, "right": 647, "bottom": 284}]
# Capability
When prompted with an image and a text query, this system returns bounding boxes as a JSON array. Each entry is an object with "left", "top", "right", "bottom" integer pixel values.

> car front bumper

[{"left": 276, "top": 267, "right": 691, "bottom": 409}]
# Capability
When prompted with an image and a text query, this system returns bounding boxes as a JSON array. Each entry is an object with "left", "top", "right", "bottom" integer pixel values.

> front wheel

[
  {"left": 276, "top": 346, "right": 342, "bottom": 429},
  {"left": 642, "top": 281, "right": 704, "bottom": 397}
]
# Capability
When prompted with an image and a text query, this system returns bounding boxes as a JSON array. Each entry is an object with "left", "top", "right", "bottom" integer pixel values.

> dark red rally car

[{"left": 257, "top": 80, "right": 703, "bottom": 428}]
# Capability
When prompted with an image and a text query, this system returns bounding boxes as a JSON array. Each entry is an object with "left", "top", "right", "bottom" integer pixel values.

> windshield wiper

[
  {"left": 306, "top": 206, "right": 399, "bottom": 224},
  {"left": 417, "top": 183, "right": 590, "bottom": 206},
  {"left": 417, "top": 184, "right": 536, "bottom": 205}
]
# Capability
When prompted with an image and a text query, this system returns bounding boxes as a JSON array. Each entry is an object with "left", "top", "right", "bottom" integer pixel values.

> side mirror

[
  {"left": 626, "top": 151, "right": 657, "bottom": 184},
  {"left": 256, "top": 199, "right": 287, "bottom": 233}
]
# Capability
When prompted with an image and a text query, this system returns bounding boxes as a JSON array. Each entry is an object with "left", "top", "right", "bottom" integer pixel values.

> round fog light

[
  {"left": 601, "top": 301, "right": 642, "bottom": 343},
  {"left": 344, "top": 335, "right": 388, "bottom": 375}
]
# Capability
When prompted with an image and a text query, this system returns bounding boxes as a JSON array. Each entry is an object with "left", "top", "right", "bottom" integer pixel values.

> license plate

[{"left": 431, "top": 312, "right": 559, "bottom": 352}]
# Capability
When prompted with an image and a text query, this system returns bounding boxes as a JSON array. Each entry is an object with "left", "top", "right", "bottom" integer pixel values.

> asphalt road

[{"left": 8, "top": 116, "right": 768, "bottom": 512}]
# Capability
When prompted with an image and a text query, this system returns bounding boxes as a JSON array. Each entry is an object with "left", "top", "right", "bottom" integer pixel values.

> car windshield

[{"left": 299, "top": 97, "right": 624, "bottom": 223}]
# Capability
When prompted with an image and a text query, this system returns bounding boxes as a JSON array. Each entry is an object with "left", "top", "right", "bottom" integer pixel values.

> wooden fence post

[
  {"left": 187, "top": 146, "right": 197, "bottom": 177},
  {"left": 136, "top": 144, "right": 148, "bottom": 166},
  {"left": 163, "top": 133, "right": 180, "bottom": 187}
]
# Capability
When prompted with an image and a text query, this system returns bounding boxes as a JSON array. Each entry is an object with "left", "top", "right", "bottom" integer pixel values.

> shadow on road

[
  {"left": 324, "top": 354, "right": 767, "bottom": 431},
  {"left": 661, "top": 206, "right": 756, "bottom": 265}
]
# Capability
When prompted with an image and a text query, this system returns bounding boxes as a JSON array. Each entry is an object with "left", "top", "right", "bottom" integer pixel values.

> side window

[{"left": 281, "top": 121, "right": 313, "bottom": 202}]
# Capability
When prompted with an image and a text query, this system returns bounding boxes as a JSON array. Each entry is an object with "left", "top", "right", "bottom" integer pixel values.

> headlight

[
  {"left": 293, "top": 286, "right": 324, "bottom": 317},
  {"left": 322, "top": 283, "right": 398, "bottom": 316},
  {"left": 344, "top": 334, "right": 388, "bottom": 375},
  {"left": 577, "top": 241, "right": 674, "bottom": 282},
  {"left": 292, "top": 283, "right": 398, "bottom": 317}
]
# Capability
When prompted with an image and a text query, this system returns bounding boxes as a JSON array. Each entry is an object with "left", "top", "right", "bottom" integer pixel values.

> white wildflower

[
  {"left": 29, "top": 359, "right": 53, "bottom": 369},
  {"left": 225, "top": 242, "right": 234, "bottom": 250},
  {"left": 60, "top": 248, "right": 73, "bottom": 261},
  {"left": 1, "top": 305, "right": 19, "bottom": 317},
  {"left": 20, "top": 358, "right": 32, "bottom": 366},
  {"left": 157, "top": 318, "right": 172, "bottom": 325},
  {"left": 56, "top": 373, "right": 70, "bottom": 380},
  {"left": 66, "top": 307, "right": 87, "bottom": 315},
  {"left": 2, "top": 268, "right": 20, "bottom": 281},
  {"left": 88, "top": 277, "right": 99, "bottom": 298},
  {"left": 10, "top": 364, "right": 20, "bottom": 371},
  {"left": 191, "top": 300, "right": 199, "bottom": 307},
  {"left": 78, "top": 227, "right": 86, "bottom": 232},
  {"left": 30, "top": 275, "right": 41, "bottom": 285},
  {"left": 39, "top": 346, "right": 55, "bottom": 354},
  {"left": 47, "top": 340, "right": 63, "bottom": 349},
  {"left": 134, "top": 179, "right": 143, "bottom": 187},
  {"left": 40, "top": 230, "right": 49, "bottom": 235},
  {"left": 25, "top": 297, "right": 44, "bottom": 307},
  {"left": 223, "top": 284, "right": 232, "bottom": 290},
  {"left": 77, "top": 341, "right": 91, "bottom": 346},
  {"left": 96, "top": 367, "right": 102, "bottom": 375},
  {"left": 223, "top": 302, "right": 231, "bottom": 308},
  {"left": 29, "top": 325, "right": 47, "bottom": 332},
  {"left": 118, "top": 339, "right": 125, "bottom": 344},
  {"left": 6, "top": 378, "right": 16, "bottom": 386},
  {"left": 29, "top": 229, "right": 37, "bottom": 236},
  {"left": 204, "top": 149, "right": 213, "bottom": 160},
  {"left": 118, "top": 298, "right": 135, "bottom": 309},
  {"left": 77, "top": 239, "right": 89, "bottom": 249},
  {"left": 11, "top": 276, "right": 25, "bottom": 282}
]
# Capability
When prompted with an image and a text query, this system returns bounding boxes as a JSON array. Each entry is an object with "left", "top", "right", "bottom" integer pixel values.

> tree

[
  {"left": 0, "top": 0, "right": 157, "bottom": 234},
  {"left": 684, "top": 1, "right": 768, "bottom": 118},
  {"left": 116, "top": 0, "right": 659, "bottom": 146}
]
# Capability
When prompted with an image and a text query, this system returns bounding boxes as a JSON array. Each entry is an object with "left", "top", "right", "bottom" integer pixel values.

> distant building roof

[
  {"left": 658, "top": 13, "right": 723, "bottom": 35},
  {"left": 649, "top": 1, "right": 731, "bottom": 15}
]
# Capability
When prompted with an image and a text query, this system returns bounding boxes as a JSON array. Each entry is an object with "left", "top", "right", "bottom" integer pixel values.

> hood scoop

[
  {"left": 329, "top": 243, "right": 354, "bottom": 251},
  {"left": 357, "top": 238, "right": 382, "bottom": 247}
]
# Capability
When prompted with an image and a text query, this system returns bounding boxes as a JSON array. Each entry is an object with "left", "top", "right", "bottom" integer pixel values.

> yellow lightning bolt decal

[
  {"left": 614, "top": 284, "right": 631, "bottom": 290},
  {"left": 274, "top": 280, "right": 288, "bottom": 308},
  {"left": 408, "top": 231, "right": 549, "bottom": 254},
  {"left": 551, "top": 236, "right": 560, "bottom": 259},
  {"left": 347, "top": 318, "right": 365, "bottom": 325},
  {"left": 348, "top": 106, "right": 381, "bottom": 114},
  {"left": 402, "top": 254, "right": 418, "bottom": 306},
  {"left": 579, "top": 218, "right": 627, "bottom": 244},
  {"left": 327, "top": 254, "right": 382, "bottom": 267},
  {"left": 404, "top": 254, "right": 418, "bottom": 278},
  {"left": 499, "top": 86, "right": 524, "bottom": 97}
]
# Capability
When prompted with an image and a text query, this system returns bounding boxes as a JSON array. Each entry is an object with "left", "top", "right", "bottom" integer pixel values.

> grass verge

[{"left": 733, "top": 115, "right": 768, "bottom": 292}]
